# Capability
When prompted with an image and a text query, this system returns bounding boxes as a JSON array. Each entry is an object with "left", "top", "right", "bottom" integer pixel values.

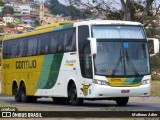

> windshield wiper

[
  {"left": 125, "top": 50, "right": 139, "bottom": 76},
  {"left": 112, "top": 49, "right": 123, "bottom": 76}
]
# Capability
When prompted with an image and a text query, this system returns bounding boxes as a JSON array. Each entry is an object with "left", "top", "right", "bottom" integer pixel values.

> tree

[
  {"left": 2, "top": 6, "right": 14, "bottom": 15},
  {"left": 48, "top": 0, "right": 87, "bottom": 19},
  {"left": 6, "top": 23, "right": 14, "bottom": 28},
  {"left": 68, "top": 0, "right": 160, "bottom": 27},
  {"left": 0, "top": 0, "right": 4, "bottom": 6},
  {"left": 34, "top": 18, "right": 40, "bottom": 27}
]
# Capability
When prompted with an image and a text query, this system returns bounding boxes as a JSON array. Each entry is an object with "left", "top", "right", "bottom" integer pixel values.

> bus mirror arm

[{"left": 87, "top": 38, "right": 97, "bottom": 55}]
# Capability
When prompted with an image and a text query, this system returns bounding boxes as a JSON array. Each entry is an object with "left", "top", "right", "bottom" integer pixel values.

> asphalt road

[{"left": 0, "top": 96, "right": 160, "bottom": 111}]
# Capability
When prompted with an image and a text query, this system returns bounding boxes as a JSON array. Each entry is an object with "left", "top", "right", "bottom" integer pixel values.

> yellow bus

[{"left": 2, "top": 20, "right": 152, "bottom": 106}]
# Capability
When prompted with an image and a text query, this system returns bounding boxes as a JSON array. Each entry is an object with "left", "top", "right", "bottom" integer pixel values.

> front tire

[
  {"left": 69, "top": 83, "right": 83, "bottom": 105},
  {"left": 115, "top": 97, "right": 129, "bottom": 106}
]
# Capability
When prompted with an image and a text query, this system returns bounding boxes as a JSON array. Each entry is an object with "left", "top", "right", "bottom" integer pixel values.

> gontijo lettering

[{"left": 16, "top": 60, "right": 36, "bottom": 69}]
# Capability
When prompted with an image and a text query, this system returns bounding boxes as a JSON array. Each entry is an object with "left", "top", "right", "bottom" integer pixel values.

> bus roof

[
  {"left": 3, "top": 20, "right": 142, "bottom": 41},
  {"left": 74, "top": 20, "right": 142, "bottom": 26},
  {"left": 4, "top": 21, "right": 74, "bottom": 41}
]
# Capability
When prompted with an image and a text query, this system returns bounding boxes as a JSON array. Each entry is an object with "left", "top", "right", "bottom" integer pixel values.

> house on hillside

[
  {"left": 3, "top": 14, "right": 14, "bottom": 24},
  {"left": 0, "top": 17, "right": 5, "bottom": 26},
  {"left": 3, "top": 28, "right": 18, "bottom": 35}
]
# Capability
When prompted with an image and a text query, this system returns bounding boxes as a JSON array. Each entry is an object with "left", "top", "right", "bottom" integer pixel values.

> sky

[
  {"left": 37, "top": 0, "right": 160, "bottom": 8},
  {"left": 36, "top": 0, "right": 68, "bottom": 4}
]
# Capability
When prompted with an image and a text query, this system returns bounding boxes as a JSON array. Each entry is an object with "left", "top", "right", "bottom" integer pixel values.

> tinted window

[
  {"left": 71, "top": 30, "right": 76, "bottom": 51},
  {"left": 50, "top": 31, "right": 59, "bottom": 53},
  {"left": 3, "top": 40, "right": 11, "bottom": 59},
  {"left": 10, "top": 39, "right": 18, "bottom": 58},
  {"left": 3, "top": 28, "right": 76, "bottom": 59},
  {"left": 57, "top": 31, "right": 64, "bottom": 52},
  {"left": 63, "top": 28, "right": 75, "bottom": 52},
  {"left": 50, "top": 28, "right": 76, "bottom": 53},
  {"left": 78, "top": 25, "right": 92, "bottom": 78},
  {"left": 38, "top": 33, "right": 50, "bottom": 55},
  {"left": 26, "top": 36, "right": 37, "bottom": 56},
  {"left": 17, "top": 38, "right": 27, "bottom": 57}
]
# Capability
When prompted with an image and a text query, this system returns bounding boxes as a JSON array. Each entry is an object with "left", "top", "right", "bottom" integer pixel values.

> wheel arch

[
  {"left": 19, "top": 80, "right": 27, "bottom": 92},
  {"left": 67, "top": 79, "right": 76, "bottom": 97}
]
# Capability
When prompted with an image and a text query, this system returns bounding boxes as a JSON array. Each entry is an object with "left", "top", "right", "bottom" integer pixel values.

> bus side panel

[
  {"left": 34, "top": 53, "right": 85, "bottom": 97},
  {"left": 3, "top": 73, "right": 19, "bottom": 95},
  {"left": 52, "top": 52, "right": 84, "bottom": 97},
  {"left": 53, "top": 53, "right": 84, "bottom": 97},
  {"left": 35, "top": 54, "right": 64, "bottom": 96},
  {"left": 2, "top": 56, "right": 44, "bottom": 96}
]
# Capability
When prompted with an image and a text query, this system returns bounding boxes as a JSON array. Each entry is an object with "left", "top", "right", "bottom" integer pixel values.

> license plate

[{"left": 121, "top": 90, "right": 130, "bottom": 93}]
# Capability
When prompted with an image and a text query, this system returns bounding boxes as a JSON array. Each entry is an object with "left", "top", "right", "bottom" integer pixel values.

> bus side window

[
  {"left": 38, "top": 33, "right": 50, "bottom": 55},
  {"left": 57, "top": 31, "right": 64, "bottom": 53},
  {"left": 26, "top": 36, "right": 38, "bottom": 56},
  {"left": 10, "top": 39, "right": 18, "bottom": 58},
  {"left": 50, "top": 31, "right": 59, "bottom": 53},
  {"left": 18, "top": 38, "right": 26, "bottom": 57},
  {"left": 71, "top": 30, "right": 76, "bottom": 51},
  {"left": 3, "top": 41, "right": 11, "bottom": 59},
  {"left": 78, "top": 25, "right": 92, "bottom": 78},
  {"left": 63, "top": 28, "right": 75, "bottom": 52},
  {"left": 84, "top": 44, "right": 93, "bottom": 78}
]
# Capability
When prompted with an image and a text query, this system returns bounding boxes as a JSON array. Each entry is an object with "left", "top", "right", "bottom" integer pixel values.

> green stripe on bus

[
  {"left": 43, "top": 53, "right": 64, "bottom": 89},
  {"left": 132, "top": 77, "right": 142, "bottom": 84},
  {"left": 124, "top": 77, "right": 142, "bottom": 84},
  {"left": 36, "top": 55, "right": 54, "bottom": 89},
  {"left": 53, "top": 26, "right": 63, "bottom": 31},
  {"left": 63, "top": 24, "right": 73, "bottom": 29}
]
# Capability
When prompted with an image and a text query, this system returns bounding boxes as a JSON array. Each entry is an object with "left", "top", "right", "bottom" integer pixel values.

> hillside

[{"left": 48, "top": 0, "right": 87, "bottom": 19}]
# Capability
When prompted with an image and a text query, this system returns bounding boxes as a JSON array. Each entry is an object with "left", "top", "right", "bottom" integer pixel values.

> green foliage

[
  {"left": 119, "top": 1, "right": 153, "bottom": 24},
  {"left": 145, "top": 27, "right": 160, "bottom": 38},
  {"left": 0, "top": 27, "right": 3, "bottom": 33},
  {"left": 48, "top": 0, "right": 87, "bottom": 19},
  {"left": 150, "top": 54, "right": 160, "bottom": 80},
  {"left": 150, "top": 54, "right": 160, "bottom": 72},
  {"left": 34, "top": 18, "right": 40, "bottom": 26},
  {"left": 152, "top": 77, "right": 160, "bottom": 81},
  {"left": 0, "top": 0, "right": 4, "bottom": 6},
  {"left": 2, "top": 6, "right": 14, "bottom": 15},
  {"left": 107, "top": 10, "right": 123, "bottom": 20}
]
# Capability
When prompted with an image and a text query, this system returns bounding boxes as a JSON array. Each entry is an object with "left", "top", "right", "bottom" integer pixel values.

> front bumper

[{"left": 89, "top": 83, "right": 150, "bottom": 98}]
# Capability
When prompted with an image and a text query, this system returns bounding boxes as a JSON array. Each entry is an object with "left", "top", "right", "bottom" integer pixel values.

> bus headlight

[
  {"left": 93, "top": 79, "right": 109, "bottom": 85},
  {"left": 141, "top": 79, "right": 150, "bottom": 85}
]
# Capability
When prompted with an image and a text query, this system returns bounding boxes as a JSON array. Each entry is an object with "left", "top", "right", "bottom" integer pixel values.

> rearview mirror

[
  {"left": 88, "top": 38, "right": 97, "bottom": 55},
  {"left": 147, "top": 38, "right": 159, "bottom": 57}
]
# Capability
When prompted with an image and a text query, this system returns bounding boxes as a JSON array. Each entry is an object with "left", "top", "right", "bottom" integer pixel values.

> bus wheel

[
  {"left": 13, "top": 84, "right": 21, "bottom": 102},
  {"left": 69, "top": 83, "right": 83, "bottom": 105},
  {"left": 20, "top": 83, "right": 29, "bottom": 103},
  {"left": 115, "top": 97, "right": 129, "bottom": 106}
]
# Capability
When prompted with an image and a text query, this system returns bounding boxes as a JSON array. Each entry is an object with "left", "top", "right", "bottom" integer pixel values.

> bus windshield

[
  {"left": 92, "top": 25, "right": 149, "bottom": 76},
  {"left": 94, "top": 41, "right": 149, "bottom": 76}
]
